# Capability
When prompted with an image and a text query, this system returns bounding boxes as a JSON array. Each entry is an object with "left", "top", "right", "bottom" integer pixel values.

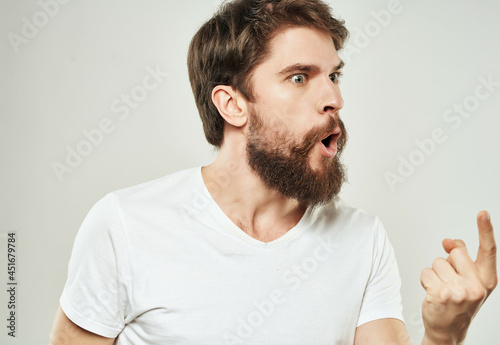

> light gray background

[{"left": 1, "top": 0, "right": 499, "bottom": 344}]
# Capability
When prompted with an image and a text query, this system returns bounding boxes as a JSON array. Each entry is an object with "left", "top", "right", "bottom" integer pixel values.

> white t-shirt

[{"left": 60, "top": 166, "right": 404, "bottom": 345}]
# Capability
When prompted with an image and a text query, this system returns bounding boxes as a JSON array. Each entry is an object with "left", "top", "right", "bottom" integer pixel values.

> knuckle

[
  {"left": 421, "top": 267, "right": 432, "bottom": 278},
  {"left": 451, "top": 286, "right": 467, "bottom": 303},
  {"left": 439, "top": 288, "right": 452, "bottom": 303},
  {"left": 468, "top": 286, "right": 486, "bottom": 301},
  {"left": 483, "top": 244, "right": 497, "bottom": 257},
  {"left": 432, "top": 257, "right": 446, "bottom": 269},
  {"left": 450, "top": 247, "right": 466, "bottom": 258}
]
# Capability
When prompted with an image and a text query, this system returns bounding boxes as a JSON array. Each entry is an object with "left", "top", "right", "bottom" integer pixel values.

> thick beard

[{"left": 246, "top": 111, "right": 348, "bottom": 209}]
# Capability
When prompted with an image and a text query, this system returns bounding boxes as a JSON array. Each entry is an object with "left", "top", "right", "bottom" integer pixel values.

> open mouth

[
  {"left": 321, "top": 134, "right": 333, "bottom": 148},
  {"left": 320, "top": 131, "right": 341, "bottom": 149}
]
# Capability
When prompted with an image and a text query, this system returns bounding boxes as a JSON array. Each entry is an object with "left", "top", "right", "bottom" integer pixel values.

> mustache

[{"left": 291, "top": 116, "right": 347, "bottom": 157}]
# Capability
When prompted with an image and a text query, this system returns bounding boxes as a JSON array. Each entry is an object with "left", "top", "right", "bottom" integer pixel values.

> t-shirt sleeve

[
  {"left": 60, "top": 192, "right": 131, "bottom": 338},
  {"left": 356, "top": 218, "right": 405, "bottom": 327}
]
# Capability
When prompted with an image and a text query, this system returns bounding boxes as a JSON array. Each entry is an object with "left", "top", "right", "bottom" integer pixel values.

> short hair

[{"left": 187, "top": 0, "right": 349, "bottom": 148}]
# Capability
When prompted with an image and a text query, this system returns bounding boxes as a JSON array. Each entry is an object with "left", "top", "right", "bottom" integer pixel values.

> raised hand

[{"left": 420, "top": 211, "right": 497, "bottom": 345}]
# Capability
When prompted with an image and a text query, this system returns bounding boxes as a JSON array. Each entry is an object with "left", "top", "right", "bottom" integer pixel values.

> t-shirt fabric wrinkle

[{"left": 60, "top": 166, "right": 404, "bottom": 345}]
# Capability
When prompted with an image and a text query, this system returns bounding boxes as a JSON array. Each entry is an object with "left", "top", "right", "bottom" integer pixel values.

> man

[{"left": 50, "top": 0, "right": 497, "bottom": 344}]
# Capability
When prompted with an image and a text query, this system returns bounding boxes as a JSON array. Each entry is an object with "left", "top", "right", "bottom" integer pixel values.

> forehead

[{"left": 261, "top": 26, "right": 341, "bottom": 71}]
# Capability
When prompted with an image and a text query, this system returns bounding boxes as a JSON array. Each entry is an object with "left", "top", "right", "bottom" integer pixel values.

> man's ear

[{"left": 211, "top": 85, "right": 248, "bottom": 128}]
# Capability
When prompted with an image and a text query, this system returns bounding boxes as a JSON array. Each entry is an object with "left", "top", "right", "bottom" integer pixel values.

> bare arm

[
  {"left": 49, "top": 305, "right": 115, "bottom": 345},
  {"left": 354, "top": 318, "right": 412, "bottom": 345}
]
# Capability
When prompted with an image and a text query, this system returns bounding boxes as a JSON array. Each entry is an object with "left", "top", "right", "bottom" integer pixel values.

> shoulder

[
  {"left": 109, "top": 166, "right": 201, "bottom": 209},
  {"left": 313, "top": 197, "right": 381, "bottom": 232},
  {"left": 85, "top": 167, "right": 202, "bottom": 224},
  {"left": 305, "top": 197, "right": 388, "bottom": 251},
  {"left": 113, "top": 167, "right": 199, "bottom": 200}
]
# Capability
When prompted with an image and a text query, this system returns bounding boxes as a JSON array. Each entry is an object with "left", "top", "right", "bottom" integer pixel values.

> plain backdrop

[{"left": 1, "top": 0, "right": 499, "bottom": 344}]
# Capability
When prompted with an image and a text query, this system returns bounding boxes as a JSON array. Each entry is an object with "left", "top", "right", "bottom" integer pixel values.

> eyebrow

[{"left": 277, "top": 60, "right": 344, "bottom": 76}]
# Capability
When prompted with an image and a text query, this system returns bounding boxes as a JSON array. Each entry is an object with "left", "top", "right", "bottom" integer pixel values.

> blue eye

[
  {"left": 291, "top": 74, "right": 306, "bottom": 84},
  {"left": 330, "top": 72, "right": 342, "bottom": 84}
]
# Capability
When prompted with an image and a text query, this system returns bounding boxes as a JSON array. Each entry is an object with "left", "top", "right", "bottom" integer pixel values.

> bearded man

[{"left": 50, "top": 0, "right": 497, "bottom": 344}]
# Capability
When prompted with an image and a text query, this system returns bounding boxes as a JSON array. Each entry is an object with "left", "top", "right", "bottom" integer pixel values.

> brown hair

[{"left": 187, "top": 0, "right": 349, "bottom": 148}]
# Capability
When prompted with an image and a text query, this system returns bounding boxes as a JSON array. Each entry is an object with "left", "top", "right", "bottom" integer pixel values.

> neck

[{"left": 201, "top": 144, "right": 307, "bottom": 242}]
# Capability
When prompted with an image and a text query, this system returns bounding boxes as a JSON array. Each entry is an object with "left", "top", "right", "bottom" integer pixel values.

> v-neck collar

[{"left": 195, "top": 166, "right": 313, "bottom": 249}]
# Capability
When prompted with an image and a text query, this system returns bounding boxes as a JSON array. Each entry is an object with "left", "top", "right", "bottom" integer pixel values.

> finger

[
  {"left": 432, "top": 257, "right": 458, "bottom": 283},
  {"left": 445, "top": 240, "right": 478, "bottom": 278},
  {"left": 443, "top": 238, "right": 477, "bottom": 278},
  {"left": 475, "top": 211, "right": 497, "bottom": 289},
  {"left": 420, "top": 267, "right": 443, "bottom": 292}
]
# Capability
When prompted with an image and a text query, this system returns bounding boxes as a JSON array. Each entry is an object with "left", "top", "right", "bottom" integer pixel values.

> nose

[{"left": 317, "top": 77, "right": 344, "bottom": 115}]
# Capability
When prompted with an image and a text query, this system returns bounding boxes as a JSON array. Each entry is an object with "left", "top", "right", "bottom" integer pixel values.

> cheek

[
  {"left": 262, "top": 103, "right": 305, "bottom": 139},
  {"left": 255, "top": 85, "right": 315, "bottom": 138},
  {"left": 281, "top": 101, "right": 315, "bottom": 137}
]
